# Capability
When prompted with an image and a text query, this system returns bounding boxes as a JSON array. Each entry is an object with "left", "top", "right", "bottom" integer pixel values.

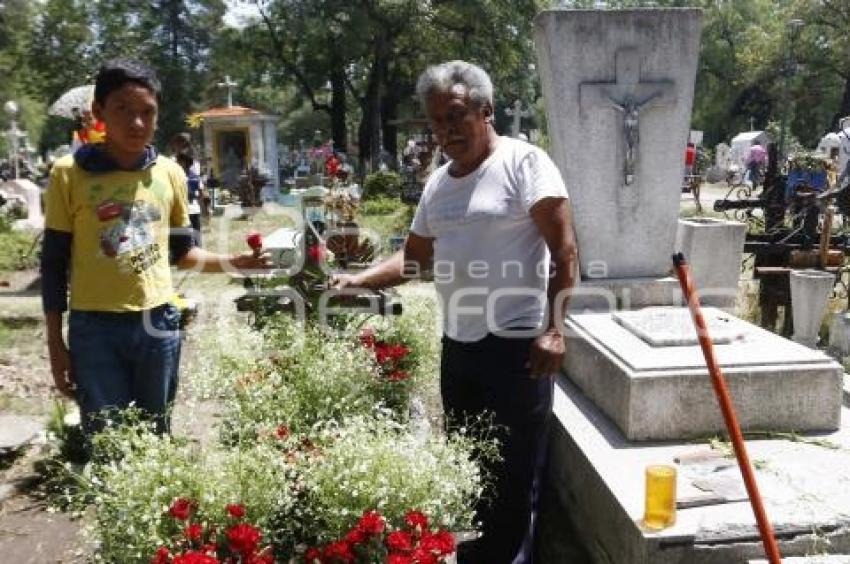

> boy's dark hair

[{"left": 94, "top": 58, "right": 161, "bottom": 106}]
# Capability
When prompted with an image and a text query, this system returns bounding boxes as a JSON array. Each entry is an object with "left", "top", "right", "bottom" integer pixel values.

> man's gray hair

[{"left": 416, "top": 60, "right": 494, "bottom": 108}]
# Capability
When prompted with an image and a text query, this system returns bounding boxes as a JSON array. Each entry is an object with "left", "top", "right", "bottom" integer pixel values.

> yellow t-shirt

[{"left": 45, "top": 154, "right": 190, "bottom": 312}]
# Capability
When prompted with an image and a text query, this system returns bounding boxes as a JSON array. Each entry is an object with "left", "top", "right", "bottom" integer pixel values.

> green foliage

[
  {"left": 0, "top": 227, "right": 40, "bottom": 271},
  {"left": 363, "top": 170, "right": 402, "bottom": 200},
  {"left": 359, "top": 195, "right": 405, "bottom": 216}
]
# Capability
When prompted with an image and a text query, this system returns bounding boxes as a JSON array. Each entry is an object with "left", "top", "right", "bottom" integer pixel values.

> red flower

[
  {"left": 323, "top": 540, "right": 354, "bottom": 562},
  {"left": 307, "top": 244, "right": 326, "bottom": 263},
  {"left": 356, "top": 510, "right": 385, "bottom": 536},
  {"left": 168, "top": 498, "right": 195, "bottom": 520},
  {"left": 184, "top": 523, "right": 203, "bottom": 541},
  {"left": 388, "top": 554, "right": 413, "bottom": 564},
  {"left": 359, "top": 328, "right": 376, "bottom": 349},
  {"left": 246, "top": 231, "right": 263, "bottom": 251},
  {"left": 199, "top": 543, "right": 218, "bottom": 554},
  {"left": 385, "top": 530, "right": 414, "bottom": 553},
  {"left": 304, "top": 546, "right": 323, "bottom": 563},
  {"left": 275, "top": 425, "right": 290, "bottom": 440},
  {"left": 404, "top": 510, "right": 429, "bottom": 534},
  {"left": 344, "top": 526, "right": 367, "bottom": 545},
  {"left": 151, "top": 546, "right": 170, "bottom": 564},
  {"left": 172, "top": 551, "right": 220, "bottom": 564},
  {"left": 226, "top": 523, "right": 261, "bottom": 556},
  {"left": 226, "top": 503, "right": 246, "bottom": 519},
  {"left": 410, "top": 547, "right": 438, "bottom": 564},
  {"left": 388, "top": 370, "right": 409, "bottom": 382},
  {"left": 420, "top": 530, "right": 455, "bottom": 556}
]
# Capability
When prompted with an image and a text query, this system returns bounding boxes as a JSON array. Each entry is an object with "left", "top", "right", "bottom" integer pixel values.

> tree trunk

[{"left": 330, "top": 66, "right": 347, "bottom": 154}]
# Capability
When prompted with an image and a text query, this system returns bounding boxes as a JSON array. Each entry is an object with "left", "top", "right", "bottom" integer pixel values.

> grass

[{"left": 0, "top": 229, "right": 40, "bottom": 271}]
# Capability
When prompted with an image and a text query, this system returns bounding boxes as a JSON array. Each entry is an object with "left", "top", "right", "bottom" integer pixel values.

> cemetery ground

[{"left": 0, "top": 191, "right": 848, "bottom": 562}]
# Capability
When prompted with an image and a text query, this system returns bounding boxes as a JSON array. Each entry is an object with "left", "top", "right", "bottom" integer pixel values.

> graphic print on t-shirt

[{"left": 96, "top": 198, "right": 163, "bottom": 273}]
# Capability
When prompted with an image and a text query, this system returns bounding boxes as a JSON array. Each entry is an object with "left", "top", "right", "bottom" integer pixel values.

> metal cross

[
  {"left": 580, "top": 48, "right": 676, "bottom": 186},
  {"left": 504, "top": 99, "right": 531, "bottom": 138},
  {"left": 217, "top": 75, "right": 238, "bottom": 107}
]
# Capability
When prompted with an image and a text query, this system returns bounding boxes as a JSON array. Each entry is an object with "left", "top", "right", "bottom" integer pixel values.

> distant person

[
  {"left": 685, "top": 142, "right": 696, "bottom": 176},
  {"left": 176, "top": 152, "right": 203, "bottom": 245},
  {"left": 746, "top": 140, "right": 767, "bottom": 189},
  {"left": 42, "top": 58, "right": 270, "bottom": 443}
]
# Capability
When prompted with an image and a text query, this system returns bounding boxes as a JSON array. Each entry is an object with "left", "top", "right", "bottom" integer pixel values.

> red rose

[
  {"left": 388, "top": 370, "right": 409, "bottom": 382},
  {"left": 344, "top": 527, "right": 367, "bottom": 545},
  {"left": 410, "top": 547, "right": 438, "bottom": 564},
  {"left": 275, "top": 425, "right": 290, "bottom": 440},
  {"left": 388, "top": 554, "right": 413, "bottom": 564},
  {"left": 420, "top": 530, "right": 455, "bottom": 556},
  {"left": 404, "top": 510, "right": 429, "bottom": 533},
  {"left": 323, "top": 540, "right": 354, "bottom": 562},
  {"left": 356, "top": 510, "right": 385, "bottom": 536},
  {"left": 389, "top": 344, "right": 410, "bottom": 362},
  {"left": 246, "top": 231, "right": 263, "bottom": 251},
  {"left": 151, "top": 546, "right": 170, "bottom": 564},
  {"left": 226, "top": 523, "right": 261, "bottom": 556},
  {"left": 385, "top": 530, "right": 414, "bottom": 553},
  {"left": 226, "top": 503, "right": 246, "bottom": 519},
  {"left": 172, "top": 551, "right": 220, "bottom": 564},
  {"left": 375, "top": 344, "right": 392, "bottom": 365},
  {"left": 304, "top": 546, "right": 323, "bottom": 563},
  {"left": 184, "top": 523, "right": 203, "bottom": 541},
  {"left": 168, "top": 498, "right": 195, "bottom": 520}
]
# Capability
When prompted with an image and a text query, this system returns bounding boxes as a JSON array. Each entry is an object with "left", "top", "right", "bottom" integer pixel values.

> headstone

[
  {"left": 535, "top": 8, "right": 701, "bottom": 280},
  {"left": 715, "top": 142, "right": 732, "bottom": 170},
  {"left": 563, "top": 307, "right": 842, "bottom": 440},
  {"left": 0, "top": 415, "right": 43, "bottom": 452},
  {"left": 0, "top": 179, "right": 43, "bottom": 230}
]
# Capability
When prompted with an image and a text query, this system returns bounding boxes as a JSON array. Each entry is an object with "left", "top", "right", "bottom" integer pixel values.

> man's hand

[
  {"left": 329, "top": 272, "right": 365, "bottom": 291},
  {"left": 228, "top": 251, "right": 273, "bottom": 273},
  {"left": 48, "top": 340, "right": 75, "bottom": 398},
  {"left": 528, "top": 328, "right": 565, "bottom": 379}
]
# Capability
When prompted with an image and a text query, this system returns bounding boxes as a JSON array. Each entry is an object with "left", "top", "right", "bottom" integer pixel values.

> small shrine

[{"left": 195, "top": 77, "right": 280, "bottom": 191}]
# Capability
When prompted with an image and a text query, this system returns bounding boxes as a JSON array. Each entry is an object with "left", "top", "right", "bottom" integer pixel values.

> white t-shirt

[{"left": 410, "top": 136, "right": 569, "bottom": 342}]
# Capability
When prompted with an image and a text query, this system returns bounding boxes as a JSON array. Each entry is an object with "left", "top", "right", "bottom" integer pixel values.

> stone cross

[
  {"left": 217, "top": 75, "right": 238, "bottom": 107},
  {"left": 579, "top": 48, "right": 675, "bottom": 185},
  {"left": 504, "top": 99, "right": 531, "bottom": 138}
]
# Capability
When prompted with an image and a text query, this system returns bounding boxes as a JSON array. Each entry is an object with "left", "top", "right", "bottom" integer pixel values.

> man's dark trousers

[{"left": 441, "top": 332, "right": 553, "bottom": 564}]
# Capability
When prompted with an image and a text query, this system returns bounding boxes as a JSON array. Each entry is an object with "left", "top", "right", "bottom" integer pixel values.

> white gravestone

[
  {"left": 535, "top": 9, "right": 701, "bottom": 279},
  {"left": 0, "top": 179, "right": 43, "bottom": 229},
  {"left": 715, "top": 142, "right": 732, "bottom": 171}
]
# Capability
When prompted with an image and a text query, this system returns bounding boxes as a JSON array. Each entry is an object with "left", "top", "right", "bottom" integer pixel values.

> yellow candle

[{"left": 644, "top": 464, "right": 677, "bottom": 530}]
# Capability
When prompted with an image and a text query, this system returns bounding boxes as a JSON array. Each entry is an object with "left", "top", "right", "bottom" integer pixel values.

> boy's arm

[{"left": 175, "top": 245, "right": 271, "bottom": 273}]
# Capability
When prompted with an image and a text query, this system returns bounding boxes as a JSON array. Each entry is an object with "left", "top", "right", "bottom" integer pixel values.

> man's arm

[
  {"left": 332, "top": 231, "right": 434, "bottom": 291},
  {"left": 528, "top": 197, "right": 579, "bottom": 378}
]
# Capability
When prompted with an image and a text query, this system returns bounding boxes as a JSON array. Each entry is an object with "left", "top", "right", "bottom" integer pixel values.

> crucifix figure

[
  {"left": 504, "top": 99, "right": 531, "bottom": 138},
  {"left": 217, "top": 75, "right": 238, "bottom": 107},
  {"left": 580, "top": 48, "right": 676, "bottom": 186}
]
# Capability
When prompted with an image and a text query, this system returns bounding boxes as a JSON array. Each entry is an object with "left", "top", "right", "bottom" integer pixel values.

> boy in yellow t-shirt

[{"left": 42, "top": 59, "right": 269, "bottom": 438}]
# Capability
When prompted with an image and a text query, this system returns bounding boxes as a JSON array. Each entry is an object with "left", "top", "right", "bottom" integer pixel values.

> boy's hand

[
  {"left": 228, "top": 251, "right": 273, "bottom": 273},
  {"left": 48, "top": 341, "right": 75, "bottom": 398}
]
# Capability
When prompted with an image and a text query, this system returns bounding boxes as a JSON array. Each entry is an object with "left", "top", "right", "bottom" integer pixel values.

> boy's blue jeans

[{"left": 69, "top": 303, "right": 182, "bottom": 436}]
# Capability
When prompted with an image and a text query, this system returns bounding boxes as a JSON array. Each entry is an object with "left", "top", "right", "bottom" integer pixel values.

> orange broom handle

[{"left": 672, "top": 252, "right": 781, "bottom": 564}]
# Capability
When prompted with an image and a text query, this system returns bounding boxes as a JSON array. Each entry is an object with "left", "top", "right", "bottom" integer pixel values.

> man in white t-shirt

[{"left": 333, "top": 60, "right": 578, "bottom": 563}]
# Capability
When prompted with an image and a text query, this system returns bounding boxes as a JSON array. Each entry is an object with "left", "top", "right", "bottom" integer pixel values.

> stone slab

[
  {"left": 613, "top": 307, "right": 746, "bottom": 346},
  {"left": 540, "top": 375, "right": 850, "bottom": 563},
  {"left": 534, "top": 9, "right": 702, "bottom": 279},
  {"left": 567, "top": 276, "right": 682, "bottom": 311},
  {"left": 563, "top": 307, "right": 843, "bottom": 440},
  {"left": 0, "top": 415, "right": 43, "bottom": 451}
]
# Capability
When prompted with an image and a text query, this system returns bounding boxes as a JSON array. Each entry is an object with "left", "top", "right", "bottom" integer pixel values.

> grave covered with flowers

[{"left": 53, "top": 291, "right": 489, "bottom": 563}]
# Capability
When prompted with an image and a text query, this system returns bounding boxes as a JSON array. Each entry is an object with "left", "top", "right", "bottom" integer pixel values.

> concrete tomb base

[
  {"left": 563, "top": 307, "right": 843, "bottom": 441},
  {"left": 538, "top": 376, "right": 850, "bottom": 564}
]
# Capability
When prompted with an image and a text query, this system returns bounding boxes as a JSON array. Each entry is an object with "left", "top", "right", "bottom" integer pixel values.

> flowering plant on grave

[
  {"left": 303, "top": 509, "right": 455, "bottom": 563},
  {"left": 151, "top": 501, "right": 276, "bottom": 564},
  {"left": 275, "top": 413, "right": 486, "bottom": 546}
]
